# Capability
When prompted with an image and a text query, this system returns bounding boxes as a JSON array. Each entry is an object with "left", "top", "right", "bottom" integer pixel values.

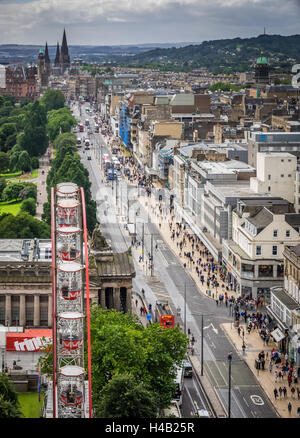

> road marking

[
  {"left": 242, "top": 397, "right": 249, "bottom": 407},
  {"left": 203, "top": 323, "right": 219, "bottom": 334},
  {"left": 250, "top": 395, "right": 264, "bottom": 406}
]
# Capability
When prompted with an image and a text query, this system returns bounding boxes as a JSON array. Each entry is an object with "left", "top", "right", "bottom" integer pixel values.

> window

[
  {"left": 281, "top": 175, "right": 284, "bottom": 178},
  {"left": 273, "top": 230, "right": 278, "bottom": 237},
  {"left": 256, "top": 246, "right": 262, "bottom": 256},
  {"left": 272, "top": 246, "right": 278, "bottom": 256},
  {"left": 288, "top": 174, "right": 291, "bottom": 177},
  {"left": 268, "top": 174, "right": 271, "bottom": 180},
  {"left": 281, "top": 159, "right": 284, "bottom": 162},
  {"left": 268, "top": 186, "right": 271, "bottom": 192},
  {"left": 286, "top": 230, "right": 291, "bottom": 238}
]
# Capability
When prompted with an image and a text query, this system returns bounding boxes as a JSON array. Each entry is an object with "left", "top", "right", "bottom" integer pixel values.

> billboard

[{"left": 6, "top": 329, "right": 52, "bottom": 352}]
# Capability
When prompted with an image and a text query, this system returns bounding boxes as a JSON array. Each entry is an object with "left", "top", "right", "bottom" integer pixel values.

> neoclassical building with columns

[{"left": 0, "top": 230, "right": 135, "bottom": 328}]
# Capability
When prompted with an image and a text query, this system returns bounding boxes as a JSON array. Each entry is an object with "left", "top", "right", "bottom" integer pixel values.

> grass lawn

[
  {"left": 18, "top": 392, "right": 44, "bottom": 418},
  {"left": 0, "top": 199, "right": 22, "bottom": 215},
  {"left": 31, "top": 169, "right": 38, "bottom": 178},
  {"left": 0, "top": 171, "right": 22, "bottom": 179}
]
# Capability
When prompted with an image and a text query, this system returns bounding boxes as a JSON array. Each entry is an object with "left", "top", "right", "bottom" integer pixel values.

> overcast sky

[{"left": 0, "top": 0, "right": 299, "bottom": 45}]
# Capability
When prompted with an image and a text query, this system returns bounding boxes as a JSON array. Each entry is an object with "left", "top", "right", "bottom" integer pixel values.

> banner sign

[{"left": 6, "top": 329, "right": 52, "bottom": 352}]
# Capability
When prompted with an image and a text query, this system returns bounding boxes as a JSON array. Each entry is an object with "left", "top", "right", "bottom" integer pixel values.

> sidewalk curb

[
  {"left": 220, "top": 322, "right": 281, "bottom": 418},
  {"left": 138, "top": 197, "right": 217, "bottom": 303}
]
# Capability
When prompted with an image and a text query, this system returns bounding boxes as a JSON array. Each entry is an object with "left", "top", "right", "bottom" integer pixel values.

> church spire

[
  {"left": 54, "top": 41, "right": 60, "bottom": 67},
  {"left": 45, "top": 42, "right": 50, "bottom": 64},
  {"left": 59, "top": 28, "right": 70, "bottom": 73}
]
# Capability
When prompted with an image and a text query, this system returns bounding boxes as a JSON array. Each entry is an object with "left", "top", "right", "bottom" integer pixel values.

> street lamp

[
  {"left": 227, "top": 352, "right": 232, "bottom": 418},
  {"left": 190, "top": 312, "right": 213, "bottom": 377}
]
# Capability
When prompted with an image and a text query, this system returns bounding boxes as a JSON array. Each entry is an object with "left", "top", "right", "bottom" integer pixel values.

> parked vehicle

[{"left": 183, "top": 360, "right": 193, "bottom": 378}]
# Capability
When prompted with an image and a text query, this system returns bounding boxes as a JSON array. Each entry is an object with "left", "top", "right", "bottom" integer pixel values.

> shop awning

[
  {"left": 266, "top": 320, "right": 276, "bottom": 331},
  {"left": 271, "top": 328, "right": 285, "bottom": 343}
]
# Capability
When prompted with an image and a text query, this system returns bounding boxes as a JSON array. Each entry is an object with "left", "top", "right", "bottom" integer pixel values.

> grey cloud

[{"left": 0, "top": 0, "right": 299, "bottom": 44}]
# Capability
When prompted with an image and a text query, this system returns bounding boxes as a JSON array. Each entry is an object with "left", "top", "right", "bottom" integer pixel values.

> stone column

[
  {"left": 33, "top": 295, "right": 40, "bottom": 327},
  {"left": 5, "top": 295, "right": 11, "bottom": 326},
  {"left": 100, "top": 288, "right": 106, "bottom": 309},
  {"left": 19, "top": 295, "right": 26, "bottom": 327},
  {"left": 273, "top": 265, "right": 277, "bottom": 278},
  {"left": 126, "top": 287, "right": 132, "bottom": 314},
  {"left": 48, "top": 294, "right": 52, "bottom": 327},
  {"left": 254, "top": 264, "right": 259, "bottom": 279},
  {"left": 113, "top": 288, "right": 121, "bottom": 312}
]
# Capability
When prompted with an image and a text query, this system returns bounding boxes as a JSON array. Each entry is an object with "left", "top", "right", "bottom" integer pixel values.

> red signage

[
  {"left": 6, "top": 329, "right": 52, "bottom": 352},
  {"left": 160, "top": 314, "right": 175, "bottom": 328}
]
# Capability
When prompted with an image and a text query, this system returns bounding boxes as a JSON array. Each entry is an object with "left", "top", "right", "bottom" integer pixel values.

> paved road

[{"left": 73, "top": 101, "right": 277, "bottom": 418}]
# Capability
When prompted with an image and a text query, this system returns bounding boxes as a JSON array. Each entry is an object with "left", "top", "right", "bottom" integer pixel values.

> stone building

[
  {"left": 0, "top": 65, "right": 37, "bottom": 101},
  {"left": 0, "top": 228, "right": 135, "bottom": 328}
]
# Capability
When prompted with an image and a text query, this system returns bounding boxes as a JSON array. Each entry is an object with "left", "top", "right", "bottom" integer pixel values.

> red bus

[
  {"left": 79, "top": 124, "right": 84, "bottom": 132},
  {"left": 160, "top": 314, "right": 175, "bottom": 328}
]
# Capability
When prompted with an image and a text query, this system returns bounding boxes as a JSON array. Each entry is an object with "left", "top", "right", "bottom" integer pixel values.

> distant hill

[
  {"left": 112, "top": 34, "right": 300, "bottom": 73},
  {"left": 0, "top": 42, "right": 199, "bottom": 64}
]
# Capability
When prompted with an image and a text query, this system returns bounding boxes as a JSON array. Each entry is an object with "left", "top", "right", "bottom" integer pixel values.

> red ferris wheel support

[{"left": 51, "top": 183, "right": 92, "bottom": 418}]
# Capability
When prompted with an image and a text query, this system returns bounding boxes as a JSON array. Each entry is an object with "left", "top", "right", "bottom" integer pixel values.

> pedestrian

[
  {"left": 140, "top": 306, "right": 143, "bottom": 316},
  {"left": 278, "top": 386, "right": 283, "bottom": 399},
  {"left": 238, "top": 327, "right": 241, "bottom": 337},
  {"left": 291, "top": 386, "right": 296, "bottom": 398},
  {"left": 297, "top": 406, "right": 300, "bottom": 417},
  {"left": 216, "top": 299, "right": 218, "bottom": 306},
  {"left": 283, "top": 386, "right": 287, "bottom": 398},
  {"left": 273, "top": 388, "right": 278, "bottom": 399},
  {"left": 298, "top": 388, "right": 300, "bottom": 399},
  {"left": 269, "top": 361, "right": 273, "bottom": 373},
  {"left": 288, "top": 402, "right": 292, "bottom": 414},
  {"left": 288, "top": 374, "right": 292, "bottom": 387},
  {"left": 135, "top": 299, "right": 138, "bottom": 307},
  {"left": 274, "top": 370, "right": 278, "bottom": 383}
]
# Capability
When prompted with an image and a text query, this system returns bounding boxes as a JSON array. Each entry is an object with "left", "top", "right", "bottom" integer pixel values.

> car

[
  {"left": 183, "top": 360, "right": 193, "bottom": 378},
  {"left": 87, "top": 156, "right": 91, "bottom": 160}
]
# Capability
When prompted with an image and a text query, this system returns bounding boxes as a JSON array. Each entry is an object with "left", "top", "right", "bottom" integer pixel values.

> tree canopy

[
  {"left": 89, "top": 307, "right": 188, "bottom": 414},
  {"left": 0, "top": 373, "right": 22, "bottom": 418},
  {"left": 0, "top": 212, "right": 50, "bottom": 238},
  {"left": 95, "top": 373, "right": 158, "bottom": 418},
  {"left": 46, "top": 107, "right": 77, "bottom": 142},
  {"left": 41, "top": 90, "right": 65, "bottom": 113}
]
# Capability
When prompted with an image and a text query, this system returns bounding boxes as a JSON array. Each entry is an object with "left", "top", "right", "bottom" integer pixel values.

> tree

[
  {"left": 41, "top": 90, "right": 65, "bottom": 113},
  {"left": 53, "top": 132, "right": 77, "bottom": 151},
  {"left": 18, "top": 150, "right": 31, "bottom": 173},
  {"left": 0, "top": 395, "right": 22, "bottom": 418},
  {"left": 0, "top": 177, "right": 7, "bottom": 199},
  {"left": 0, "top": 123, "right": 17, "bottom": 152},
  {"left": 89, "top": 307, "right": 188, "bottom": 412},
  {"left": 20, "top": 183, "right": 37, "bottom": 200},
  {"left": 31, "top": 157, "right": 39, "bottom": 169},
  {"left": 95, "top": 373, "right": 158, "bottom": 418},
  {"left": 0, "top": 152, "right": 10, "bottom": 173},
  {"left": 2, "top": 182, "right": 24, "bottom": 201},
  {"left": 0, "top": 212, "right": 50, "bottom": 238},
  {"left": 20, "top": 197, "right": 36, "bottom": 216},
  {"left": 0, "top": 373, "right": 21, "bottom": 418},
  {"left": 20, "top": 101, "right": 48, "bottom": 157},
  {"left": 46, "top": 107, "right": 77, "bottom": 142}
]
